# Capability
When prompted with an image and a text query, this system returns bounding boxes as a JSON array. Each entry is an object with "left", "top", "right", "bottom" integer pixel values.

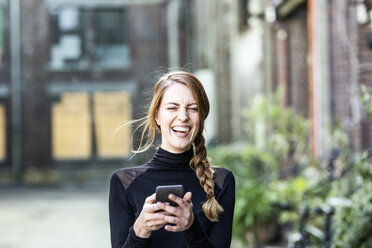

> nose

[{"left": 177, "top": 107, "right": 189, "bottom": 121}]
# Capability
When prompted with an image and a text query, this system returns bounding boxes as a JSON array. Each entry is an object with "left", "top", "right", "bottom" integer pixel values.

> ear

[{"left": 155, "top": 113, "right": 160, "bottom": 126}]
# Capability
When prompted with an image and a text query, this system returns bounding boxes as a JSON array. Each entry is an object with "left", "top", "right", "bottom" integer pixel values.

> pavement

[
  {"left": 0, "top": 183, "right": 111, "bottom": 248},
  {"left": 0, "top": 182, "right": 257, "bottom": 248}
]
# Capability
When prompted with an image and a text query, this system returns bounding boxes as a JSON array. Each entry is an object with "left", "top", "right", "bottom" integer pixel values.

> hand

[
  {"left": 156, "top": 192, "right": 194, "bottom": 232},
  {"left": 133, "top": 193, "right": 169, "bottom": 238}
]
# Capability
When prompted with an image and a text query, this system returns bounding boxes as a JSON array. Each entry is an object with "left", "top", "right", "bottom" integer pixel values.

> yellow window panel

[
  {"left": 94, "top": 91, "right": 131, "bottom": 158},
  {"left": 0, "top": 104, "right": 6, "bottom": 161},
  {"left": 51, "top": 92, "right": 92, "bottom": 159}
]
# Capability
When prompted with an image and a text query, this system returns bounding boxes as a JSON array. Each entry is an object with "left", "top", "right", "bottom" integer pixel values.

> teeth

[{"left": 172, "top": 127, "right": 190, "bottom": 133}]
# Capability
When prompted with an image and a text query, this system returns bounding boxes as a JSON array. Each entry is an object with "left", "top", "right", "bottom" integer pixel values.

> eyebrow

[{"left": 164, "top": 102, "right": 197, "bottom": 107}]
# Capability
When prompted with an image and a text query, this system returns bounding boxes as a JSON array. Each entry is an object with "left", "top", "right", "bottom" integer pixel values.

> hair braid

[{"left": 190, "top": 134, "right": 224, "bottom": 222}]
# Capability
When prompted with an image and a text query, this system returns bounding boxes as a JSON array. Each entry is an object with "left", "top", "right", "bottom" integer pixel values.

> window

[
  {"left": 94, "top": 9, "right": 130, "bottom": 69},
  {"left": 49, "top": 6, "right": 130, "bottom": 70},
  {"left": 0, "top": 104, "right": 5, "bottom": 161},
  {"left": 52, "top": 92, "right": 92, "bottom": 159},
  {"left": 239, "top": 0, "right": 250, "bottom": 30},
  {"left": 51, "top": 91, "right": 132, "bottom": 160},
  {"left": 93, "top": 92, "right": 131, "bottom": 158}
]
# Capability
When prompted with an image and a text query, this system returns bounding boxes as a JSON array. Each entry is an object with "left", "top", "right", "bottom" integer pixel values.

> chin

[{"left": 173, "top": 144, "right": 192, "bottom": 152}]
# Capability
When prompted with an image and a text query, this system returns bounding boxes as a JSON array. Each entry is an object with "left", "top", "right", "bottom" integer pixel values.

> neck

[
  {"left": 159, "top": 145, "right": 192, "bottom": 154},
  {"left": 149, "top": 146, "right": 194, "bottom": 169}
]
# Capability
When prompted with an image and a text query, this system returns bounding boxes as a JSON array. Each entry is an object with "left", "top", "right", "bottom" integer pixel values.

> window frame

[{"left": 48, "top": 5, "right": 131, "bottom": 72}]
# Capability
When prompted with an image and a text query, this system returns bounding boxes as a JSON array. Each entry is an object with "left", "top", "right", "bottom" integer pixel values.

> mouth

[{"left": 171, "top": 126, "right": 191, "bottom": 135}]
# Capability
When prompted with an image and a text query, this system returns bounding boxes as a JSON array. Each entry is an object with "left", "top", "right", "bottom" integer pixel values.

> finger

[
  {"left": 160, "top": 214, "right": 180, "bottom": 225},
  {"left": 144, "top": 202, "right": 165, "bottom": 213},
  {"left": 152, "top": 224, "right": 166, "bottom": 230},
  {"left": 153, "top": 211, "right": 175, "bottom": 220},
  {"left": 146, "top": 222, "right": 167, "bottom": 231},
  {"left": 155, "top": 210, "right": 176, "bottom": 217},
  {"left": 160, "top": 204, "right": 182, "bottom": 216},
  {"left": 146, "top": 218, "right": 169, "bottom": 227},
  {"left": 164, "top": 224, "right": 184, "bottom": 232},
  {"left": 183, "top": 192, "right": 192, "bottom": 203},
  {"left": 143, "top": 212, "right": 169, "bottom": 226},
  {"left": 145, "top": 193, "right": 156, "bottom": 204},
  {"left": 153, "top": 201, "right": 171, "bottom": 212},
  {"left": 169, "top": 194, "right": 188, "bottom": 209},
  {"left": 154, "top": 200, "right": 180, "bottom": 215}
]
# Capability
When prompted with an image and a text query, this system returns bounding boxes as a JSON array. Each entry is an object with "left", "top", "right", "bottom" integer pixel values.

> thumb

[
  {"left": 183, "top": 192, "right": 192, "bottom": 203},
  {"left": 145, "top": 193, "right": 156, "bottom": 204}
]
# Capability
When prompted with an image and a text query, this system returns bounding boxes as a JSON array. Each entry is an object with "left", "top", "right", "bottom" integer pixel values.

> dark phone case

[{"left": 155, "top": 185, "right": 184, "bottom": 206}]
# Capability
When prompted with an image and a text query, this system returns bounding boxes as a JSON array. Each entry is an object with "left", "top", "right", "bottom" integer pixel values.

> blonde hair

[{"left": 130, "top": 70, "right": 223, "bottom": 222}]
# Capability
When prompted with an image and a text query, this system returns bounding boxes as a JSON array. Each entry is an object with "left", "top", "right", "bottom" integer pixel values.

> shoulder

[
  {"left": 111, "top": 163, "right": 152, "bottom": 190},
  {"left": 212, "top": 166, "right": 235, "bottom": 189}
]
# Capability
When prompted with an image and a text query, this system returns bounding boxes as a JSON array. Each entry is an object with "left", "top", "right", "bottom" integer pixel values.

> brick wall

[
  {"left": 328, "top": 0, "right": 369, "bottom": 151},
  {"left": 269, "top": 1, "right": 372, "bottom": 151},
  {"left": 269, "top": 4, "right": 309, "bottom": 118},
  {"left": 284, "top": 5, "right": 309, "bottom": 118}
]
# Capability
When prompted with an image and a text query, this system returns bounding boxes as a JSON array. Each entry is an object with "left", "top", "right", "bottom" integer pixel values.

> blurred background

[{"left": 0, "top": 0, "right": 372, "bottom": 247}]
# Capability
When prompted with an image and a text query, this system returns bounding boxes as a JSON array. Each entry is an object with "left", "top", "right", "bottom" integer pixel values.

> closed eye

[
  {"left": 188, "top": 108, "right": 198, "bottom": 112},
  {"left": 166, "top": 107, "right": 178, "bottom": 110}
]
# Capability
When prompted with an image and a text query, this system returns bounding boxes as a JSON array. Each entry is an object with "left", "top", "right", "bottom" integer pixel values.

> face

[{"left": 155, "top": 83, "right": 200, "bottom": 153}]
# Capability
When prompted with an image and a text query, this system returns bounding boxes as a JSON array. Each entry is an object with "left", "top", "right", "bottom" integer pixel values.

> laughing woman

[{"left": 109, "top": 71, "right": 235, "bottom": 248}]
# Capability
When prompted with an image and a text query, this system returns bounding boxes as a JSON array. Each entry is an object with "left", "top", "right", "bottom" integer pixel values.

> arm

[
  {"left": 182, "top": 216, "right": 214, "bottom": 248},
  {"left": 109, "top": 173, "right": 151, "bottom": 248},
  {"left": 207, "top": 171, "right": 235, "bottom": 247},
  {"left": 183, "top": 171, "right": 236, "bottom": 248},
  {"left": 109, "top": 173, "right": 169, "bottom": 248}
]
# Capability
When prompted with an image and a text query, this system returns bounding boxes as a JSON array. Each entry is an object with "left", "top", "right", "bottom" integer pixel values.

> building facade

[
  {"left": 0, "top": 0, "right": 193, "bottom": 183},
  {"left": 192, "top": 0, "right": 372, "bottom": 156}
]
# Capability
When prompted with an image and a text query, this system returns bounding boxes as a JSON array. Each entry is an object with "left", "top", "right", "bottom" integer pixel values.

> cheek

[
  {"left": 158, "top": 113, "right": 175, "bottom": 128},
  {"left": 191, "top": 116, "right": 201, "bottom": 130},
  {"left": 192, "top": 114, "right": 200, "bottom": 125}
]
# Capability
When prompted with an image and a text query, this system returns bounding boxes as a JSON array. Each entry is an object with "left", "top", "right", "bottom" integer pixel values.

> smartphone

[{"left": 155, "top": 185, "right": 184, "bottom": 207}]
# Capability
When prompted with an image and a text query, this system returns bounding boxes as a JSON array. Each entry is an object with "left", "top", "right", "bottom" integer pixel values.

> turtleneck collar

[{"left": 149, "top": 146, "right": 194, "bottom": 169}]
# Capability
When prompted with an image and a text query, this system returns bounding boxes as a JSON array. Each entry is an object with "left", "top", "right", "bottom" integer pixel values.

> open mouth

[{"left": 172, "top": 126, "right": 190, "bottom": 134}]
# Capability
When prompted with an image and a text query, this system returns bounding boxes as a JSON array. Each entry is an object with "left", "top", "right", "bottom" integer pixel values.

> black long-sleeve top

[{"left": 109, "top": 147, "right": 235, "bottom": 248}]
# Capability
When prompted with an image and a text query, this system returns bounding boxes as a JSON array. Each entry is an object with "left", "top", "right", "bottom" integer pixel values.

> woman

[{"left": 109, "top": 71, "right": 235, "bottom": 248}]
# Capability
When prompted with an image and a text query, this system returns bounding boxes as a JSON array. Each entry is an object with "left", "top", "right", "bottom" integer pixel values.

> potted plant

[{"left": 210, "top": 144, "right": 280, "bottom": 247}]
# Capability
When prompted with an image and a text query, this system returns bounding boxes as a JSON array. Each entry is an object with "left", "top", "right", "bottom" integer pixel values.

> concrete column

[
  {"left": 308, "top": 0, "right": 331, "bottom": 156},
  {"left": 10, "top": 0, "right": 22, "bottom": 183},
  {"left": 167, "top": 0, "right": 180, "bottom": 68}
]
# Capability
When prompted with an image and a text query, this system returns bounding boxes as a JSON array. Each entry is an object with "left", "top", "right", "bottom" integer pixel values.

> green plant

[
  {"left": 209, "top": 89, "right": 314, "bottom": 246},
  {"left": 361, "top": 84, "right": 372, "bottom": 118},
  {"left": 325, "top": 94, "right": 372, "bottom": 248},
  {"left": 210, "top": 144, "right": 279, "bottom": 245},
  {"left": 242, "top": 88, "right": 310, "bottom": 167},
  {"left": 331, "top": 152, "right": 372, "bottom": 248},
  {"left": 210, "top": 85, "right": 372, "bottom": 247}
]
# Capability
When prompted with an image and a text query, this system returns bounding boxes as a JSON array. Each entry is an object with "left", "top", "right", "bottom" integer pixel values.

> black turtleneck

[{"left": 109, "top": 147, "right": 235, "bottom": 248}]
